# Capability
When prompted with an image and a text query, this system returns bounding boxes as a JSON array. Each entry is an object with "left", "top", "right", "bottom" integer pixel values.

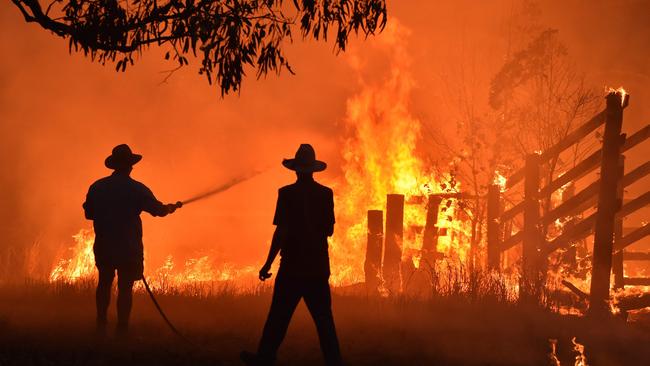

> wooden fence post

[
  {"left": 612, "top": 156, "right": 626, "bottom": 290},
  {"left": 589, "top": 91, "right": 628, "bottom": 316},
  {"left": 421, "top": 195, "right": 442, "bottom": 268},
  {"left": 522, "top": 153, "right": 542, "bottom": 301},
  {"left": 384, "top": 194, "right": 404, "bottom": 294},
  {"left": 365, "top": 210, "right": 384, "bottom": 293},
  {"left": 487, "top": 184, "right": 502, "bottom": 269}
]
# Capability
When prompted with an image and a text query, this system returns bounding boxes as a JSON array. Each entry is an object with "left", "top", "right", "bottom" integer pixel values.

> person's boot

[{"left": 240, "top": 351, "right": 274, "bottom": 366}]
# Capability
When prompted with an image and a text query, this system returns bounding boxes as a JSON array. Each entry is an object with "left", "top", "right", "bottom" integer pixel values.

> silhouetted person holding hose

[
  {"left": 241, "top": 144, "right": 342, "bottom": 366},
  {"left": 83, "top": 144, "right": 181, "bottom": 335}
]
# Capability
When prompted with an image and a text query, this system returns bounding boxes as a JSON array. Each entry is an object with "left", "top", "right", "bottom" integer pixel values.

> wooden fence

[
  {"left": 361, "top": 91, "right": 649, "bottom": 311},
  {"left": 486, "top": 91, "right": 650, "bottom": 314}
]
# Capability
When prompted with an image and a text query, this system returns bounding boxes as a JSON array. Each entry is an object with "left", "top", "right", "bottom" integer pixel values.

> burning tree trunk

[
  {"left": 589, "top": 91, "right": 628, "bottom": 317},
  {"left": 365, "top": 210, "right": 384, "bottom": 293},
  {"left": 384, "top": 194, "right": 404, "bottom": 294}
]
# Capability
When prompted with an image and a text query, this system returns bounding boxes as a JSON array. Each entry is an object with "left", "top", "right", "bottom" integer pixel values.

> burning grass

[{"left": 41, "top": 228, "right": 649, "bottom": 319}]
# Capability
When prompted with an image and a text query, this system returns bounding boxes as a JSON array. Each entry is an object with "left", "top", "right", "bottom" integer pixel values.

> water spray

[{"left": 180, "top": 169, "right": 264, "bottom": 205}]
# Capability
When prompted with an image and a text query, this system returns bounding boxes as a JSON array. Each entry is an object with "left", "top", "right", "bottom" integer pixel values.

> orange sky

[{"left": 1, "top": 0, "right": 649, "bottom": 277}]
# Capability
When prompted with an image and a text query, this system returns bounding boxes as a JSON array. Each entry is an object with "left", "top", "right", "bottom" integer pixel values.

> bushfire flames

[
  {"left": 45, "top": 28, "right": 646, "bottom": 317},
  {"left": 329, "top": 23, "right": 474, "bottom": 286},
  {"left": 48, "top": 23, "right": 475, "bottom": 293},
  {"left": 50, "top": 229, "right": 258, "bottom": 289}
]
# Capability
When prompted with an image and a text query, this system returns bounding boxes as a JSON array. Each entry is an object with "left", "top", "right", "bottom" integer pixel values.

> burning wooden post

[
  {"left": 420, "top": 195, "right": 442, "bottom": 268},
  {"left": 383, "top": 194, "right": 404, "bottom": 293},
  {"left": 521, "top": 153, "right": 542, "bottom": 300},
  {"left": 612, "top": 156, "right": 626, "bottom": 290},
  {"left": 486, "top": 184, "right": 501, "bottom": 269},
  {"left": 589, "top": 91, "right": 629, "bottom": 317},
  {"left": 365, "top": 210, "right": 384, "bottom": 293}
]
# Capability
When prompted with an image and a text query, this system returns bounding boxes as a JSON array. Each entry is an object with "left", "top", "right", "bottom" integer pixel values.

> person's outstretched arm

[{"left": 140, "top": 184, "right": 181, "bottom": 217}]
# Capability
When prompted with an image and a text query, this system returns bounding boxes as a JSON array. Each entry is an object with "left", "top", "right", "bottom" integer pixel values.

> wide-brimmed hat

[
  {"left": 282, "top": 144, "right": 327, "bottom": 172},
  {"left": 104, "top": 144, "right": 142, "bottom": 169}
]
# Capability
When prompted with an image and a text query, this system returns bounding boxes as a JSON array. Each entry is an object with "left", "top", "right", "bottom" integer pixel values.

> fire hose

[
  {"left": 140, "top": 170, "right": 264, "bottom": 342},
  {"left": 141, "top": 276, "right": 192, "bottom": 344}
]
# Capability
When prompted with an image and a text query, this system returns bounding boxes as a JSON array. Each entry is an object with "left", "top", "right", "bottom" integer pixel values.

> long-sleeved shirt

[{"left": 83, "top": 172, "right": 169, "bottom": 267}]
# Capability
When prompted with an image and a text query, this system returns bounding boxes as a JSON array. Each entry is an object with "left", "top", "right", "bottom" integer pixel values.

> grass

[{"left": 0, "top": 277, "right": 649, "bottom": 366}]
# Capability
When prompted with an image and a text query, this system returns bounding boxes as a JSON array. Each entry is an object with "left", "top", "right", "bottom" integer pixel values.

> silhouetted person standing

[
  {"left": 241, "top": 144, "right": 342, "bottom": 366},
  {"left": 83, "top": 144, "right": 181, "bottom": 335}
]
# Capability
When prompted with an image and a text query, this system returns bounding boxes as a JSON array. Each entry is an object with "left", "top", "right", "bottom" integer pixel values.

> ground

[{"left": 0, "top": 282, "right": 649, "bottom": 366}]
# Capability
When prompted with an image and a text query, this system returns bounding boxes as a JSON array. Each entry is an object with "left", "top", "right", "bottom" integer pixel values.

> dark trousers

[
  {"left": 258, "top": 273, "right": 342, "bottom": 366},
  {"left": 96, "top": 266, "right": 136, "bottom": 331}
]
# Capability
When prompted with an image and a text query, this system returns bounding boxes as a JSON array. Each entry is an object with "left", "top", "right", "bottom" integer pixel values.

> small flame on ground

[
  {"left": 549, "top": 337, "right": 589, "bottom": 366},
  {"left": 549, "top": 339, "right": 561, "bottom": 366},
  {"left": 572, "top": 337, "right": 588, "bottom": 366}
]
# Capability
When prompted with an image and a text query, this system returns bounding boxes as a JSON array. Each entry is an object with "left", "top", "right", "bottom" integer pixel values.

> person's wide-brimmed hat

[
  {"left": 282, "top": 144, "right": 327, "bottom": 172},
  {"left": 104, "top": 144, "right": 142, "bottom": 169}
]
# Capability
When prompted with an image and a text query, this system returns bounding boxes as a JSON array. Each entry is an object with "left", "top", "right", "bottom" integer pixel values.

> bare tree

[
  {"left": 488, "top": 28, "right": 602, "bottom": 289},
  {"left": 425, "top": 3, "right": 599, "bottom": 274},
  {"left": 11, "top": 0, "right": 386, "bottom": 94},
  {"left": 490, "top": 29, "right": 601, "bottom": 215}
]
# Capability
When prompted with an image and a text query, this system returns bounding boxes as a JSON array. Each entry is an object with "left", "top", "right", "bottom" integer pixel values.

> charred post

[
  {"left": 612, "top": 155, "right": 626, "bottom": 290},
  {"left": 365, "top": 210, "right": 384, "bottom": 293},
  {"left": 521, "top": 153, "right": 542, "bottom": 301},
  {"left": 384, "top": 194, "right": 404, "bottom": 294},
  {"left": 487, "top": 184, "right": 502, "bottom": 269},
  {"left": 588, "top": 91, "right": 628, "bottom": 317},
  {"left": 420, "top": 195, "right": 442, "bottom": 268}
]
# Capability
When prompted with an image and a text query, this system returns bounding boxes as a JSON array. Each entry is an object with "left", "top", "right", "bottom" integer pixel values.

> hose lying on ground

[{"left": 141, "top": 276, "right": 192, "bottom": 344}]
